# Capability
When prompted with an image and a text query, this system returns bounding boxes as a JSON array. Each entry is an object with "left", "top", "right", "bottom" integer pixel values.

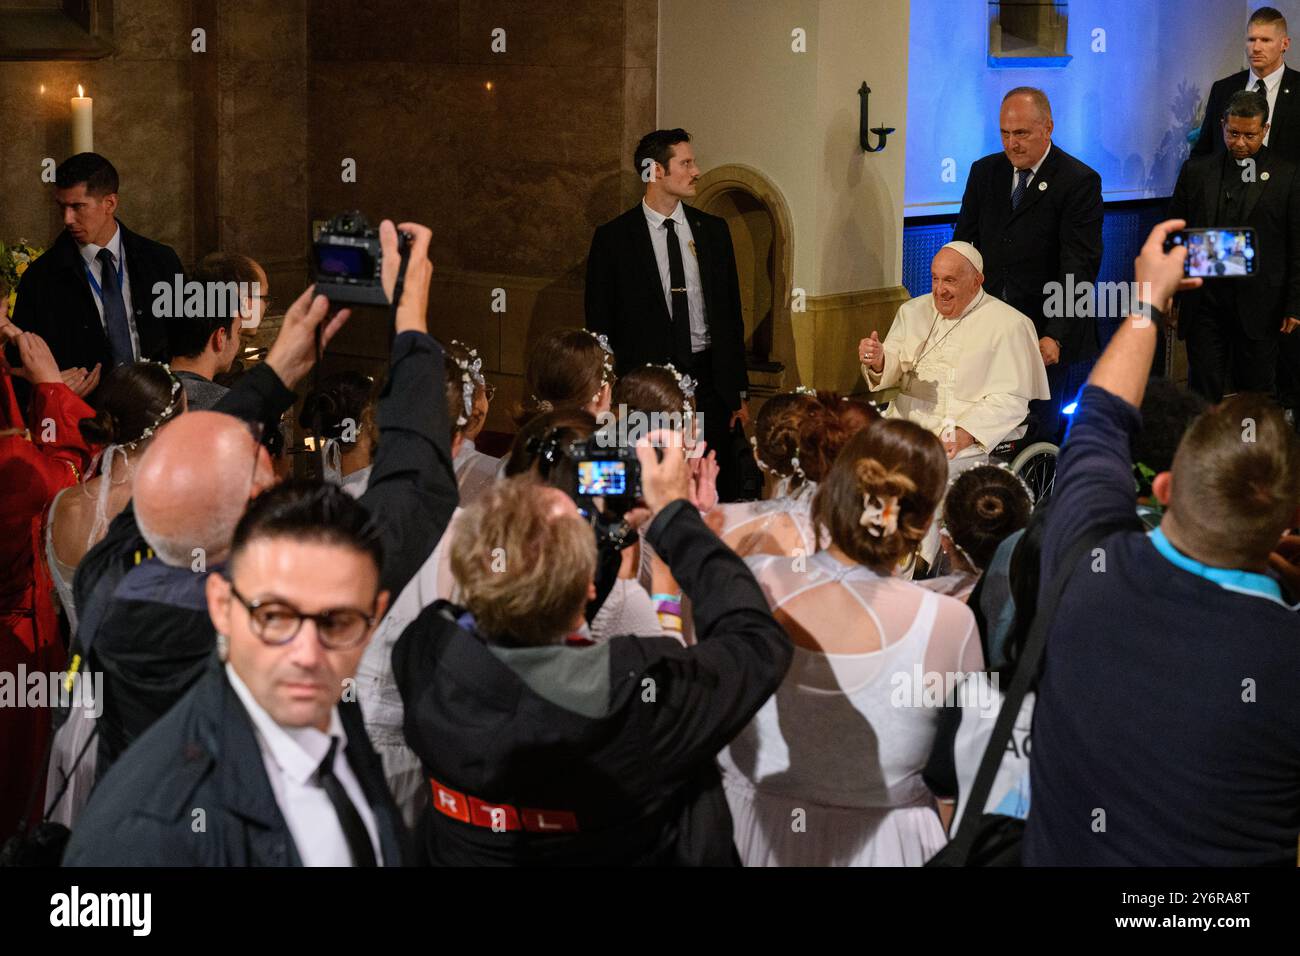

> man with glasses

[
  {"left": 953, "top": 87, "right": 1103, "bottom": 441},
  {"left": 65, "top": 482, "right": 408, "bottom": 865},
  {"left": 1169, "top": 89, "right": 1300, "bottom": 402}
]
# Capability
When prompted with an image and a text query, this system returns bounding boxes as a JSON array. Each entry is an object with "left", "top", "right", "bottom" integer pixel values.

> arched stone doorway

[{"left": 693, "top": 165, "right": 793, "bottom": 393}]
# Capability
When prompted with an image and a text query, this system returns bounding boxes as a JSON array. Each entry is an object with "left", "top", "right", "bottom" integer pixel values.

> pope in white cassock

[{"left": 858, "top": 241, "right": 1049, "bottom": 474}]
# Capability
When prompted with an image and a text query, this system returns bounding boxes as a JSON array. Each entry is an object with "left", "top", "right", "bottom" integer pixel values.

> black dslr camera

[
  {"left": 312, "top": 212, "right": 409, "bottom": 306},
  {"left": 567, "top": 439, "right": 643, "bottom": 506}
]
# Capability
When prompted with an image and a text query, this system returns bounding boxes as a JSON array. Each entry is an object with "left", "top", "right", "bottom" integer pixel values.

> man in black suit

[
  {"left": 1169, "top": 90, "right": 1300, "bottom": 402},
  {"left": 954, "top": 88, "right": 1103, "bottom": 439},
  {"left": 585, "top": 129, "right": 753, "bottom": 500},
  {"left": 64, "top": 483, "right": 409, "bottom": 866},
  {"left": 1192, "top": 7, "right": 1300, "bottom": 165},
  {"left": 11, "top": 152, "right": 183, "bottom": 375}
]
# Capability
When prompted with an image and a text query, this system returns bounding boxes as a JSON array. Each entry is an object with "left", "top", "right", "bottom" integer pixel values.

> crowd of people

[{"left": 3, "top": 9, "right": 1300, "bottom": 868}]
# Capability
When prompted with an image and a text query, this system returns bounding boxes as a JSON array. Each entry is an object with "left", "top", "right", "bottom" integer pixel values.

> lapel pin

[
  {"left": 1263, "top": 171, "right": 1271, "bottom": 181},
  {"left": 689, "top": 239, "right": 697, "bottom": 258},
  {"left": 1038, "top": 181, "right": 1047, "bottom": 191}
]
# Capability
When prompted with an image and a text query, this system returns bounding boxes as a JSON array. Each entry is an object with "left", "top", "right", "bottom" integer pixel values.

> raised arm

[
  {"left": 358, "top": 222, "right": 459, "bottom": 599},
  {"left": 1042, "top": 220, "right": 1200, "bottom": 581}
]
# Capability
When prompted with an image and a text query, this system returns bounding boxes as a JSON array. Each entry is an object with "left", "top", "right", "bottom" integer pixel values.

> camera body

[
  {"left": 312, "top": 211, "right": 408, "bottom": 305},
  {"left": 567, "top": 439, "right": 642, "bottom": 505}
]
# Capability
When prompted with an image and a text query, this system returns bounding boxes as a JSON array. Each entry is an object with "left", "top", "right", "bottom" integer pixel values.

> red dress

[{"left": 0, "top": 371, "right": 94, "bottom": 840}]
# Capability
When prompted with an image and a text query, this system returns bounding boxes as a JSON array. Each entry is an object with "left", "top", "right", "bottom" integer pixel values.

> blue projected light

[{"left": 1062, "top": 401, "right": 1079, "bottom": 416}]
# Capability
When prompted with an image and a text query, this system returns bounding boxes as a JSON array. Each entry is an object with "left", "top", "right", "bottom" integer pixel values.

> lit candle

[{"left": 71, "top": 85, "right": 93, "bottom": 153}]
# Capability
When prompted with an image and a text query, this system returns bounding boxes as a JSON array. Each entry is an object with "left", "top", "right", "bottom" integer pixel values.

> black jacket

[
  {"left": 1168, "top": 145, "right": 1300, "bottom": 339},
  {"left": 72, "top": 331, "right": 460, "bottom": 777},
  {"left": 10, "top": 221, "right": 182, "bottom": 373},
  {"left": 585, "top": 203, "right": 750, "bottom": 410},
  {"left": 393, "top": 500, "right": 792, "bottom": 866},
  {"left": 953, "top": 145, "right": 1104, "bottom": 364},
  {"left": 62, "top": 658, "right": 410, "bottom": 866},
  {"left": 1192, "top": 66, "right": 1300, "bottom": 166}
]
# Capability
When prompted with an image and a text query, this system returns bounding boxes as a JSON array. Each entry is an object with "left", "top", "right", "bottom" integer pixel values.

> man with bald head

[
  {"left": 859, "top": 241, "right": 1049, "bottom": 474},
  {"left": 72, "top": 221, "right": 460, "bottom": 780},
  {"left": 954, "top": 87, "right": 1103, "bottom": 439}
]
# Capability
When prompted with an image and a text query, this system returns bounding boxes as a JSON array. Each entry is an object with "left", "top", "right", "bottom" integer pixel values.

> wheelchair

[{"left": 989, "top": 412, "right": 1060, "bottom": 506}]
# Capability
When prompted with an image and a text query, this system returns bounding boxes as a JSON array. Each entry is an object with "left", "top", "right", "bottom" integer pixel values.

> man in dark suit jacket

[
  {"left": 1192, "top": 7, "right": 1300, "bottom": 165},
  {"left": 11, "top": 152, "right": 182, "bottom": 375},
  {"left": 954, "top": 88, "right": 1103, "bottom": 439},
  {"left": 1169, "top": 90, "right": 1300, "bottom": 402},
  {"left": 585, "top": 129, "right": 753, "bottom": 500},
  {"left": 64, "top": 483, "right": 409, "bottom": 866}
]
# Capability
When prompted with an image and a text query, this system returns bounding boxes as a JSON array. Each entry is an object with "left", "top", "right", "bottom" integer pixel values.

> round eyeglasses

[{"left": 227, "top": 582, "right": 376, "bottom": 649}]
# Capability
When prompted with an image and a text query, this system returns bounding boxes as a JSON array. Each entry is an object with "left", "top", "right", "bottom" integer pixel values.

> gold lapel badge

[{"left": 689, "top": 239, "right": 697, "bottom": 258}]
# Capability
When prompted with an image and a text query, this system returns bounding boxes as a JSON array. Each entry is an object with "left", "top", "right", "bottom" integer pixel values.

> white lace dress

[
  {"left": 714, "top": 481, "right": 819, "bottom": 559},
  {"left": 717, "top": 550, "right": 983, "bottom": 866}
]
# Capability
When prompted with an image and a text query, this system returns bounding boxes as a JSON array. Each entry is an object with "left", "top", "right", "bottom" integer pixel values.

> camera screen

[
  {"left": 1167, "top": 229, "right": 1256, "bottom": 278},
  {"left": 577, "top": 460, "right": 627, "bottom": 496},
  {"left": 314, "top": 244, "right": 373, "bottom": 279}
]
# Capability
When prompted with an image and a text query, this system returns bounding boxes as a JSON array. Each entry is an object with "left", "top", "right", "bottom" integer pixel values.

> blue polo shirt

[{"left": 1024, "top": 385, "right": 1300, "bottom": 866}]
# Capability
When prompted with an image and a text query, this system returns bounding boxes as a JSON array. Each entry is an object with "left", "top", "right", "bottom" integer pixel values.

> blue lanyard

[
  {"left": 84, "top": 251, "right": 124, "bottom": 304},
  {"left": 1148, "top": 527, "right": 1292, "bottom": 607}
]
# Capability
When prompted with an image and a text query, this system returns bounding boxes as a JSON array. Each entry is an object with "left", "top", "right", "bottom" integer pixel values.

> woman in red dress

[{"left": 0, "top": 310, "right": 98, "bottom": 841}]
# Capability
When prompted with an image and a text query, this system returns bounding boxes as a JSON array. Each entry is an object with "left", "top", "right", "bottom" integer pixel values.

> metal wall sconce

[{"left": 858, "top": 83, "right": 895, "bottom": 153}]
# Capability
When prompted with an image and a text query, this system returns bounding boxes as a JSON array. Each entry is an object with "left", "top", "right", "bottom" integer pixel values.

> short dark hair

[
  {"left": 1170, "top": 393, "right": 1300, "bottom": 566},
  {"left": 1249, "top": 6, "right": 1288, "bottom": 34},
  {"left": 1132, "top": 379, "right": 1207, "bottom": 476},
  {"left": 230, "top": 479, "right": 383, "bottom": 579},
  {"left": 633, "top": 128, "right": 691, "bottom": 179},
  {"left": 166, "top": 252, "right": 262, "bottom": 360},
  {"left": 55, "top": 152, "right": 119, "bottom": 196},
  {"left": 1224, "top": 89, "right": 1270, "bottom": 125}
]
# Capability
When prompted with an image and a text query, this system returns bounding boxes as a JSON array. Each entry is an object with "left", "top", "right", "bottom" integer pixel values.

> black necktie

[
  {"left": 663, "top": 218, "right": 695, "bottom": 368},
  {"left": 95, "top": 248, "right": 134, "bottom": 367},
  {"left": 1254, "top": 78, "right": 1265, "bottom": 93},
  {"left": 315, "top": 736, "right": 377, "bottom": 867},
  {"left": 1011, "top": 168, "right": 1032, "bottom": 211}
]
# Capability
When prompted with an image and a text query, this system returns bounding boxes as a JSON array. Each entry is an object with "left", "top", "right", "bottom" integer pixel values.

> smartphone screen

[
  {"left": 1164, "top": 228, "right": 1257, "bottom": 278},
  {"left": 577, "top": 460, "right": 627, "bottom": 496}
]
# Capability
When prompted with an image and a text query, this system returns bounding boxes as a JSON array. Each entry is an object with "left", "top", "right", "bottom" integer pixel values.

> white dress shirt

[
  {"left": 78, "top": 222, "right": 140, "bottom": 361},
  {"left": 1010, "top": 141, "right": 1052, "bottom": 197},
  {"left": 642, "top": 200, "right": 710, "bottom": 353},
  {"left": 1246, "top": 63, "right": 1285, "bottom": 147},
  {"left": 226, "top": 663, "right": 384, "bottom": 867}
]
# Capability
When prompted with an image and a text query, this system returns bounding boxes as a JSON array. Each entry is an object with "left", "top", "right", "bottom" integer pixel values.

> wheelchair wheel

[{"left": 1009, "top": 441, "right": 1059, "bottom": 504}]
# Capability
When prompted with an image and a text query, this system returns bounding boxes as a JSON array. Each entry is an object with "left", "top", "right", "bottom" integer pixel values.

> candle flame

[
  {"left": 77, "top": 84, "right": 84, "bottom": 97},
  {"left": 40, "top": 84, "right": 46, "bottom": 94}
]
